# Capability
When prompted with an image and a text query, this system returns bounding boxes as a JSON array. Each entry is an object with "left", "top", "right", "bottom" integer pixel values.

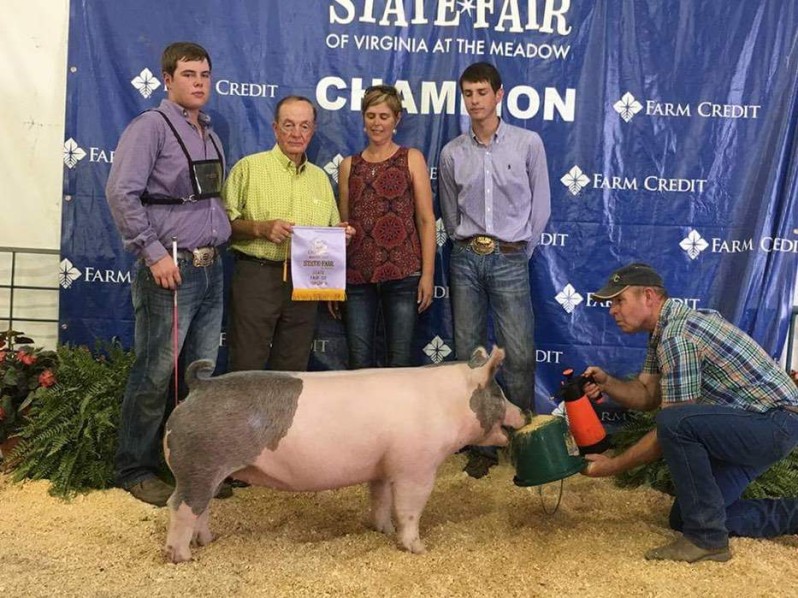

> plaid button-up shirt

[{"left": 642, "top": 299, "right": 798, "bottom": 412}]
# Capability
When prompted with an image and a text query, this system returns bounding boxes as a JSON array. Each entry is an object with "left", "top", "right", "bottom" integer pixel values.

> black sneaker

[{"left": 463, "top": 453, "right": 498, "bottom": 479}]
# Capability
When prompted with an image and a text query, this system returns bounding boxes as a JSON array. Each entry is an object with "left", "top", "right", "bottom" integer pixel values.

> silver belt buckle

[
  {"left": 469, "top": 236, "right": 496, "bottom": 255},
  {"left": 192, "top": 246, "right": 215, "bottom": 267}
]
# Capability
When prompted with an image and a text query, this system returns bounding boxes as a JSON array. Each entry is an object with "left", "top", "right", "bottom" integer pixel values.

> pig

[{"left": 163, "top": 345, "right": 525, "bottom": 563}]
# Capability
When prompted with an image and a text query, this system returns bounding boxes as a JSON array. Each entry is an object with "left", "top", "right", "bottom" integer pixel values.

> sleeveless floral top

[{"left": 346, "top": 147, "right": 422, "bottom": 284}]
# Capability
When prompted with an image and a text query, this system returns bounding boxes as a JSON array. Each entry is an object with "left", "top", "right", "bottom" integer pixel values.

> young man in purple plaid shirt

[{"left": 582, "top": 262, "right": 798, "bottom": 563}]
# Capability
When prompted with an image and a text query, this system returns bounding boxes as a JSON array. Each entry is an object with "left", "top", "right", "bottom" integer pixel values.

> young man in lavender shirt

[
  {"left": 106, "top": 42, "right": 232, "bottom": 507},
  {"left": 439, "top": 62, "right": 551, "bottom": 478}
]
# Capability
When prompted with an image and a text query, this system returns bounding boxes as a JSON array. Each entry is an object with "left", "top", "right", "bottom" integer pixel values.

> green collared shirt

[{"left": 222, "top": 144, "right": 340, "bottom": 260}]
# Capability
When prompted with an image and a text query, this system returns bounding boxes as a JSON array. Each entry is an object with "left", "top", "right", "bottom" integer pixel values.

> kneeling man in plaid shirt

[{"left": 582, "top": 262, "right": 798, "bottom": 563}]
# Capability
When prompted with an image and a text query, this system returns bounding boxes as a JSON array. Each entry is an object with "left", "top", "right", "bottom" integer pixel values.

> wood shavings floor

[{"left": 2, "top": 456, "right": 796, "bottom": 597}]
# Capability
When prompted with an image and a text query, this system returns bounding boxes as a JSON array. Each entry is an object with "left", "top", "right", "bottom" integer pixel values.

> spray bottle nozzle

[
  {"left": 560, "top": 376, "right": 591, "bottom": 402},
  {"left": 556, "top": 370, "right": 603, "bottom": 404}
]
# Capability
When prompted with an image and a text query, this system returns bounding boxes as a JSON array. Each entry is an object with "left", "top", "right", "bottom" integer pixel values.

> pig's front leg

[
  {"left": 368, "top": 479, "right": 395, "bottom": 534},
  {"left": 392, "top": 473, "right": 436, "bottom": 554}
]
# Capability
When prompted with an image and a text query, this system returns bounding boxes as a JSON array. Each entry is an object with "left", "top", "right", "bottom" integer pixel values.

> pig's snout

[{"left": 502, "top": 402, "right": 526, "bottom": 430}]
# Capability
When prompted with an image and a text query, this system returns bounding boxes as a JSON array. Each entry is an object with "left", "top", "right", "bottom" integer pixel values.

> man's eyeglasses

[{"left": 278, "top": 121, "right": 314, "bottom": 135}]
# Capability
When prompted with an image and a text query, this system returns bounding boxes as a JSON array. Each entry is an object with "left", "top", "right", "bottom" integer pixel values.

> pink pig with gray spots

[{"left": 163, "top": 346, "right": 525, "bottom": 563}]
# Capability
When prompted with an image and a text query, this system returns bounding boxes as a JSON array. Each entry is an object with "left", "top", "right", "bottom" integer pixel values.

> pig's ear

[
  {"left": 486, "top": 346, "right": 506, "bottom": 376},
  {"left": 468, "top": 346, "right": 490, "bottom": 369}
]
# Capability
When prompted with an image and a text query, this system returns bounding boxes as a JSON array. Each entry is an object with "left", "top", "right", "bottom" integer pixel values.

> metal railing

[{"left": 0, "top": 246, "right": 60, "bottom": 347}]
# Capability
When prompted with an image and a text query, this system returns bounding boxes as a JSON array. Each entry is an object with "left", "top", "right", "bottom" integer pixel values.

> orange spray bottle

[{"left": 556, "top": 368, "right": 610, "bottom": 455}]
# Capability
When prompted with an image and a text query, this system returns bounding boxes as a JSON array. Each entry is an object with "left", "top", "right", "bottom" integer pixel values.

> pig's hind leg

[
  {"left": 391, "top": 472, "right": 436, "bottom": 554},
  {"left": 165, "top": 467, "right": 227, "bottom": 563},
  {"left": 368, "top": 479, "right": 395, "bottom": 534},
  {"left": 165, "top": 497, "right": 202, "bottom": 563}
]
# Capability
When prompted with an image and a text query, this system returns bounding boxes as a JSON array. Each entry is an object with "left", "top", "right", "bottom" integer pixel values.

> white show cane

[{"left": 171, "top": 237, "right": 179, "bottom": 407}]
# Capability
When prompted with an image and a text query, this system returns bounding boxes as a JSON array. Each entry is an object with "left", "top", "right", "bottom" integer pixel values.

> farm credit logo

[
  {"left": 131, "top": 68, "right": 161, "bottom": 98},
  {"left": 555, "top": 283, "right": 583, "bottom": 313},
  {"left": 59, "top": 259, "right": 82, "bottom": 289},
  {"left": 561, "top": 165, "right": 707, "bottom": 196},
  {"left": 63, "top": 139, "right": 86, "bottom": 169},
  {"left": 680, "top": 229, "right": 798, "bottom": 259},
  {"left": 59, "top": 259, "right": 132, "bottom": 288},
  {"left": 613, "top": 91, "right": 761, "bottom": 123},
  {"left": 423, "top": 335, "right": 452, "bottom": 364},
  {"left": 63, "top": 138, "right": 115, "bottom": 168}
]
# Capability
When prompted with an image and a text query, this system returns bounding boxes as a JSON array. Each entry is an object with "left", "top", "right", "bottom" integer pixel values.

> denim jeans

[
  {"left": 657, "top": 404, "right": 798, "bottom": 549},
  {"left": 345, "top": 276, "right": 419, "bottom": 368},
  {"left": 115, "top": 257, "right": 223, "bottom": 488},
  {"left": 450, "top": 244, "right": 535, "bottom": 463},
  {"left": 449, "top": 244, "right": 535, "bottom": 411}
]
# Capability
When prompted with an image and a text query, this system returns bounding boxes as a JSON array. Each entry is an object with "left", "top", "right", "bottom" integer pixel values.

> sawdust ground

[{"left": 1, "top": 455, "right": 797, "bottom": 597}]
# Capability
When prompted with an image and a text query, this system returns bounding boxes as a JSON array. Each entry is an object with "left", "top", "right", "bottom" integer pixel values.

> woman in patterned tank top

[{"left": 331, "top": 85, "right": 436, "bottom": 368}]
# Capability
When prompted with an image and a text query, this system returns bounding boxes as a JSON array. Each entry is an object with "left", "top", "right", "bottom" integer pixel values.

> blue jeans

[
  {"left": 345, "top": 276, "right": 419, "bottom": 368},
  {"left": 449, "top": 244, "right": 535, "bottom": 411},
  {"left": 657, "top": 404, "right": 798, "bottom": 549},
  {"left": 115, "top": 257, "right": 224, "bottom": 488}
]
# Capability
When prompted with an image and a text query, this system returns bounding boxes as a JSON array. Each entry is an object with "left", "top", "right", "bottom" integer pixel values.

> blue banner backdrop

[{"left": 61, "top": 0, "right": 798, "bottom": 415}]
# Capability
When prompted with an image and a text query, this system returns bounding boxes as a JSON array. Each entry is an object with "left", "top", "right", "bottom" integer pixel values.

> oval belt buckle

[
  {"left": 471, "top": 236, "right": 496, "bottom": 255},
  {"left": 192, "top": 247, "right": 214, "bottom": 267}
]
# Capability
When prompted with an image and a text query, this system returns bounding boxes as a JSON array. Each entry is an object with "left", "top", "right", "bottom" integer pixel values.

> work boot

[
  {"left": 225, "top": 476, "right": 250, "bottom": 488},
  {"left": 644, "top": 536, "right": 731, "bottom": 563},
  {"left": 126, "top": 477, "right": 174, "bottom": 507},
  {"left": 214, "top": 481, "right": 234, "bottom": 499},
  {"left": 463, "top": 452, "right": 498, "bottom": 479}
]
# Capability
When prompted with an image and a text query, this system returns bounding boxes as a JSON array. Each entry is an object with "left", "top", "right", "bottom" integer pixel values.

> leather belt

[
  {"left": 783, "top": 405, "right": 798, "bottom": 415},
  {"left": 176, "top": 246, "right": 217, "bottom": 267},
  {"left": 234, "top": 251, "right": 284, "bottom": 267},
  {"left": 460, "top": 236, "right": 526, "bottom": 255}
]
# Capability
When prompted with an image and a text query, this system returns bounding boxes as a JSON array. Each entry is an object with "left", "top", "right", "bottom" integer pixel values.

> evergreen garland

[
  {"left": 10, "top": 342, "right": 134, "bottom": 498},
  {"left": 611, "top": 408, "right": 798, "bottom": 498}
]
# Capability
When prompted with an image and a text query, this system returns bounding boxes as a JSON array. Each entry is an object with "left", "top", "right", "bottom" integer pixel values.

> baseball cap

[{"left": 593, "top": 262, "right": 665, "bottom": 300}]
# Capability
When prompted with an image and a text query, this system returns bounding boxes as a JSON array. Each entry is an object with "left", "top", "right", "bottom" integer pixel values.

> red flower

[
  {"left": 0, "top": 406, "right": 6, "bottom": 421},
  {"left": 0, "top": 339, "right": 5, "bottom": 349},
  {"left": 20, "top": 352, "right": 37, "bottom": 366},
  {"left": 0, "top": 350, "right": 7, "bottom": 363},
  {"left": 38, "top": 369, "right": 56, "bottom": 388}
]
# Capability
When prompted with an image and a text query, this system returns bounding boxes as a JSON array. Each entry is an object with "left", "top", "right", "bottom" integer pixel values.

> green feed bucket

[{"left": 510, "top": 415, "right": 586, "bottom": 486}]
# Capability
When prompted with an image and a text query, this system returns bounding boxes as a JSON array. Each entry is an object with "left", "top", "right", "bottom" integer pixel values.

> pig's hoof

[
  {"left": 165, "top": 544, "right": 192, "bottom": 564},
  {"left": 401, "top": 538, "right": 426, "bottom": 555},
  {"left": 373, "top": 519, "right": 395, "bottom": 535},
  {"left": 192, "top": 529, "right": 214, "bottom": 547}
]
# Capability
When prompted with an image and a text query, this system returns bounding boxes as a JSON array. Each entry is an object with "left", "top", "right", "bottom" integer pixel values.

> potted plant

[
  {"left": 11, "top": 341, "right": 134, "bottom": 497},
  {"left": 0, "top": 329, "right": 58, "bottom": 458}
]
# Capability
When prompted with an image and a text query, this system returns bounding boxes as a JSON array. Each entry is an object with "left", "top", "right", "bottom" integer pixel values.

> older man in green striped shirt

[
  {"left": 582, "top": 263, "right": 798, "bottom": 563},
  {"left": 223, "top": 95, "right": 352, "bottom": 372}
]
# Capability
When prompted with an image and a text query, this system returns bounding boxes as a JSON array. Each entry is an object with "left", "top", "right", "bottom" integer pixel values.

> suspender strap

[
  {"left": 140, "top": 110, "right": 223, "bottom": 205},
  {"left": 153, "top": 110, "right": 223, "bottom": 166}
]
